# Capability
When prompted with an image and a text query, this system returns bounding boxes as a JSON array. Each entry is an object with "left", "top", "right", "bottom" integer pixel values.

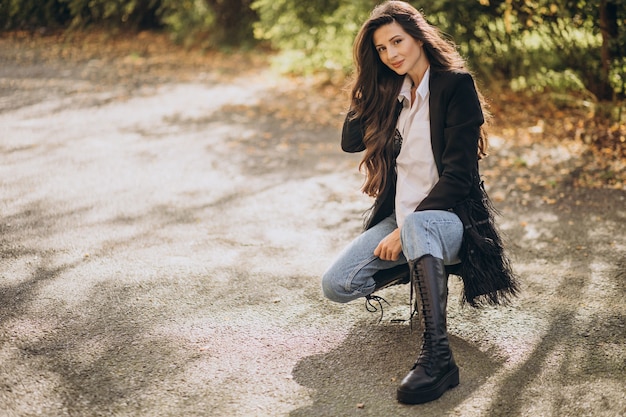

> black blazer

[{"left": 341, "top": 70, "right": 484, "bottom": 230}]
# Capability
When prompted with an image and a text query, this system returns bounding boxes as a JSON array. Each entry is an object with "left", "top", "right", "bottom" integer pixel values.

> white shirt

[{"left": 395, "top": 68, "right": 439, "bottom": 229}]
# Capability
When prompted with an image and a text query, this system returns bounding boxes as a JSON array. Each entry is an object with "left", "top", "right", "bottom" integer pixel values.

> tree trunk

[
  {"left": 598, "top": 0, "right": 618, "bottom": 101},
  {"left": 206, "top": 0, "right": 258, "bottom": 46}
]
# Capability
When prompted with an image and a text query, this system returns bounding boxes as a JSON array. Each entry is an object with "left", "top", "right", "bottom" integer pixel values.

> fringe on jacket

[{"left": 453, "top": 174, "right": 520, "bottom": 307}]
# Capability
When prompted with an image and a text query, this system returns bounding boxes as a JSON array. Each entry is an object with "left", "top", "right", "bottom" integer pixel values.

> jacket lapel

[{"left": 428, "top": 71, "right": 446, "bottom": 176}]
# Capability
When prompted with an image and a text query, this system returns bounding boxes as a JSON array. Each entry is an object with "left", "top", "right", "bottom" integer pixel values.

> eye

[
  {"left": 376, "top": 46, "right": 386, "bottom": 53},
  {"left": 393, "top": 38, "right": 402, "bottom": 45}
]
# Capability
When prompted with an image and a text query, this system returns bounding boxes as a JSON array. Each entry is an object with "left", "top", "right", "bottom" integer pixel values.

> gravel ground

[{"left": 1, "top": 33, "right": 625, "bottom": 417}]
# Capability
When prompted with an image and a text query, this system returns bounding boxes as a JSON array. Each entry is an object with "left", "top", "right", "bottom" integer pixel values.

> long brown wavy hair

[{"left": 350, "top": 0, "right": 490, "bottom": 198}]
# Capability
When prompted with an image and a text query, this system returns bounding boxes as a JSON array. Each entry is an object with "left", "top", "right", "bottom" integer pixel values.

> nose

[{"left": 387, "top": 45, "right": 398, "bottom": 60}]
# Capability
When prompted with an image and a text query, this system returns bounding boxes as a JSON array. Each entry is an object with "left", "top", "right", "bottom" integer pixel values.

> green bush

[
  {"left": 1, "top": 0, "right": 622, "bottom": 102},
  {"left": 252, "top": 0, "right": 373, "bottom": 74},
  {"left": 0, "top": 0, "right": 256, "bottom": 48},
  {"left": 251, "top": 0, "right": 623, "bottom": 102},
  {"left": 0, "top": 0, "right": 71, "bottom": 29},
  {"left": 61, "top": 0, "right": 162, "bottom": 28},
  {"left": 159, "top": 0, "right": 214, "bottom": 46}
]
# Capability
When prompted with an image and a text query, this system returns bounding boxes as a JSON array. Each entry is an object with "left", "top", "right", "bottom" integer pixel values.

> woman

[{"left": 321, "top": 0, "right": 518, "bottom": 405}]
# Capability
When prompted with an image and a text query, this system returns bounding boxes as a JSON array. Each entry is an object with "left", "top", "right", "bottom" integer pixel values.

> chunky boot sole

[{"left": 396, "top": 365, "right": 460, "bottom": 404}]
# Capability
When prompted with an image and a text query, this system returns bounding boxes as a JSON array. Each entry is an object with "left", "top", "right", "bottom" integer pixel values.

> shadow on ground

[{"left": 290, "top": 323, "right": 501, "bottom": 417}]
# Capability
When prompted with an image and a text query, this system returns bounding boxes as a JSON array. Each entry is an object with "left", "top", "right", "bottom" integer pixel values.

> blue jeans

[{"left": 321, "top": 210, "right": 463, "bottom": 303}]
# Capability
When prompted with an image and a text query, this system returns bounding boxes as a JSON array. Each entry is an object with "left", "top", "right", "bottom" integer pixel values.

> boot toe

[{"left": 397, "top": 364, "right": 459, "bottom": 404}]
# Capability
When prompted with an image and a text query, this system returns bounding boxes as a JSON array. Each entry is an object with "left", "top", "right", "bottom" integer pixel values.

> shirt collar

[{"left": 398, "top": 67, "right": 431, "bottom": 103}]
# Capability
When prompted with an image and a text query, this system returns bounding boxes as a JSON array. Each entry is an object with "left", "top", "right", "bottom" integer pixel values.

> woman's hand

[{"left": 374, "top": 228, "right": 403, "bottom": 261}]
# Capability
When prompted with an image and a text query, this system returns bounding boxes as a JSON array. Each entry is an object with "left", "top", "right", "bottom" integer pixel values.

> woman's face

[{"left": 373, "top": 21, "right": 428, "bottom": 82}]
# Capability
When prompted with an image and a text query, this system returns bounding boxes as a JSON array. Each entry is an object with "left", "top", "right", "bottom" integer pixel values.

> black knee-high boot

[{"left": 397, "top": 255, "right": 459, "bottom": 404}]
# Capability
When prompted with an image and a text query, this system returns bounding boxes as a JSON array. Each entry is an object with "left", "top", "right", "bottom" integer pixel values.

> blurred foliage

[
  {"left": 251, "top": 0, "right": 375, "bottom": 73},
  {"left": 252, "top": 0, "right": 624, "bottom": 104},
  {"left": 0, "top": 0, "right": 257, "bottom": 47},
  {"left": 0, "top": 0, "right": 623, "bottom": 102},
  {"left": 159, "top": 0, "right": 213, "bottom": 46},
  {"left": 0, "top": 0, "right": 71, "bottom": 28}
]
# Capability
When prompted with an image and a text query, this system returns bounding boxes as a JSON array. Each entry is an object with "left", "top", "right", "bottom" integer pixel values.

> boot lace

[
  {"left": 411, "top": 267, "right": 436, "bottom": 373},
  {"left": 365, "top": 294, "right": 411, "bottom": 324},
  {"left": 364, "top": 294, "right": 390, "bottom": 323}
]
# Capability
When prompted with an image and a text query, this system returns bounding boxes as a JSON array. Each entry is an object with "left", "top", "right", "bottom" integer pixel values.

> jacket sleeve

[
  {"left": 416, "top": 73, "right": 484, "bottom": 211},
  {"left": 341, "top": 110, "right": 366, "bottom": 153}
]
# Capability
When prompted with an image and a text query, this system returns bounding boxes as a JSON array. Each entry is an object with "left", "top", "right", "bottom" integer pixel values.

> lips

[{"left": 391, "top": 60, "right": 404, "bottom": 69}]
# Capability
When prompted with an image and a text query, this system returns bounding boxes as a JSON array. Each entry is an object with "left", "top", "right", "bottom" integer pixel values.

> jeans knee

[
  {"left": 402, "top": 211, "right": 430, "bottom": 234},
  {"left": 401, "top": 210, "right": 463, "bottom": 263},
  {"left": 321, "top": 271, "right": 351, "bottom": 303}
]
